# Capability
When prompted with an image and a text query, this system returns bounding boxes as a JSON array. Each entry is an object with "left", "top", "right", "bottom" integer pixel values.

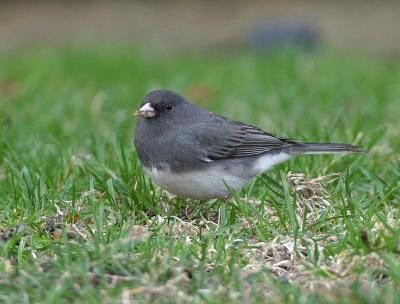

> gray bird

[{"left": 134, "top": 90, "right": 361, "bottom": 200}]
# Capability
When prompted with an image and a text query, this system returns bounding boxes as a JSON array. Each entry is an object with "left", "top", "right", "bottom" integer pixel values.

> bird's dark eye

[{"left": 165, "top": 103, "right": 173, "bottom": 110}]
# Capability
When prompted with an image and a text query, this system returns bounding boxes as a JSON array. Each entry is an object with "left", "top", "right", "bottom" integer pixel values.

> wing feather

[{"left": 184, "top": 115, "right": 296, "bottom": 160}]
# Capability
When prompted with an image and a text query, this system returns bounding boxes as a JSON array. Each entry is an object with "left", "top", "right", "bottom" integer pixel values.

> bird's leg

[
  {"left": 223, "top": 196, "right": 232, "bottom": 204},
  {"left": 183, "top": 197, "right": 231, "bottom": 221},
  {"left": 184, "top": 204, "right": 193, "bottom": 219},
  {"left": 184, "top": 200, "right": 199, "bottom": 219}
]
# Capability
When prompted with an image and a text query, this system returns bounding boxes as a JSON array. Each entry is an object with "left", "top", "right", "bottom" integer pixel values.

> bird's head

[{"left": 134, "top": 90, "right": 188, "bottom": 120}]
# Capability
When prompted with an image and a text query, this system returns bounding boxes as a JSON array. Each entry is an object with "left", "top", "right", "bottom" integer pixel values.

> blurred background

[{"left": 1, "top": 0, "right": 400, "bottom": 55}]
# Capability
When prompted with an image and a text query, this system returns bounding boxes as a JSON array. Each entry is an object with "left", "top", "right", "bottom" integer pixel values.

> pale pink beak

[{"left": 134, "top": 103, "right": 156, "bottom": 118}]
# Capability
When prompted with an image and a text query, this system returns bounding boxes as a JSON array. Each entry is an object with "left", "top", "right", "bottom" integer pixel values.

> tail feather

[{"left": 286, "top": 143, "right": 363, "bottom": 155}]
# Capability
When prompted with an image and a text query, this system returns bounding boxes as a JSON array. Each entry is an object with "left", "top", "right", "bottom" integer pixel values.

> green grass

[{"left": 0, "top": 45, "right": 399, "bottom": 303}]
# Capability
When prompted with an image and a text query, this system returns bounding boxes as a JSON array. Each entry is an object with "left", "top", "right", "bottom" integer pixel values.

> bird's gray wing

[{"left": 185, "top": 115, "right": 297, "bottom": 160}]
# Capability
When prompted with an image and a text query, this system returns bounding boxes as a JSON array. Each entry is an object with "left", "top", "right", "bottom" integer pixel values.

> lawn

[{"left": 0, "top": 45, "right": 399, "bottom": 303}]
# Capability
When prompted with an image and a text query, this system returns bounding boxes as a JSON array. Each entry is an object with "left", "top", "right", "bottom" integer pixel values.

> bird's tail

[{"left": 286, "top": 143, "right": 363, "bottom": 155}]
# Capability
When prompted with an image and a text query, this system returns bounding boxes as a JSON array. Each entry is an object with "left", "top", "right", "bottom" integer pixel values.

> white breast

[
  {"left": 144, "top": 166, "right": 248, "bottom": 200},
  {"left": 142, "top": 152, "right": 291, "bottom": 200}
]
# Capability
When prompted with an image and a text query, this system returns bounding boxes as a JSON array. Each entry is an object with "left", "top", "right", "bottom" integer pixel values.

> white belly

[
  {"left": 144, "top": 166, "right": 248, "bottom": 200},
  {"left": 142, "top": 153, "right": 292, "bottom": 200}
]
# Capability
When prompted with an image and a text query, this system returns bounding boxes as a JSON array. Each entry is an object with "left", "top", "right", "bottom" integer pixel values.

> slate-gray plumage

[{"left": 134, "top": 90, "right": 361, "bottom": 199}]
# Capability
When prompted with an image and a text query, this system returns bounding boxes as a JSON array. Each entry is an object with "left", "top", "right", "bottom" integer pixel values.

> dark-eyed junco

[{"left": 134, "top": 90, "right": 361, "bottom": 200}]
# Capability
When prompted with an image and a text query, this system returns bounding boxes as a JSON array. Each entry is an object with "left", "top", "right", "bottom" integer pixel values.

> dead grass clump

[
  {"left": 44, "top": 190, "right": 100, "bottom": 241},
  {"left": 288, "top": 172, "right": 340, "bottom": 227}
]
